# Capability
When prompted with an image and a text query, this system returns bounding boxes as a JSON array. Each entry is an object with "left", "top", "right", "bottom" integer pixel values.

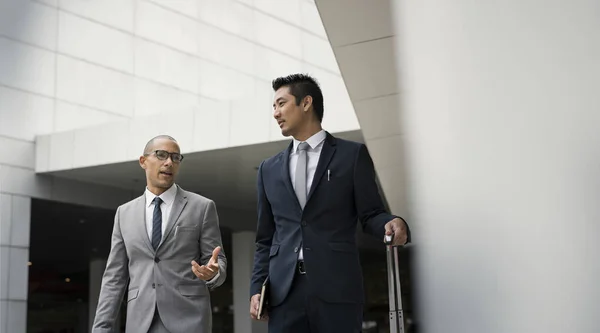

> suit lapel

[
  {"left": 307, "top": 133, "right": 337, "bottom": 202},
  {"left": 135, "top": 195, "right": 154, "bottom": 253},
  {"left": 281, "top": 141, "right": 301, "bottom": 209},
  {"left": 159, "top": 186, "right": 188, "bottom": 250}
]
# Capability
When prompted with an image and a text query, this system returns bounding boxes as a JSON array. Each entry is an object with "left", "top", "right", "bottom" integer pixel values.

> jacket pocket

[
  {"left": 178, "top": 284, "right": 208, "bottom": 297},
  {"left": 269, "top": 244, "right": 280, "bottom": 257},
  {"left": 127, "top": 288, "right": 139, "bottom": 302},
  {"left": 329, "top": 242, "right": 357, "bottom": 253},
  {"left": 175, "top": 226, "right": 198, "bottom": 237}
]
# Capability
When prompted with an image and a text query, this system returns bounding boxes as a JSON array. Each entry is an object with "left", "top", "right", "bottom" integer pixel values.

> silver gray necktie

[{"left": 295, "top": 142, "right": 310, "bottom": 208}]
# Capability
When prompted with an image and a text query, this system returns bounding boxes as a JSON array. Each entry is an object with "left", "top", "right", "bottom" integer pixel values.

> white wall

[
  {"left": 391, "top": 0, "right": 600, "bottom": 332},
  {"left": 3, "top": 0, "right": 360, "bottom": 172},
  {"left": 1, "top": 0, "right": 358, "bottom": 153},
  {"left": 315, "top": 0, "right": 408, "bottom": 218}
]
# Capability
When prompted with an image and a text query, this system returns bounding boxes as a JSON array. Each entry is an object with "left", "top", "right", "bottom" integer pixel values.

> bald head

[{"left": 143, "top": 135, "right": 178, "bottom": 155}]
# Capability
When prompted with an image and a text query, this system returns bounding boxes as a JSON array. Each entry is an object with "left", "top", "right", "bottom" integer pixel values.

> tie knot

[
  {"left": 297, "top": 142, "right": 310, "bottom": 152},
  {"left": 152, "top": 196, "right": 163, "bottom": 205}
]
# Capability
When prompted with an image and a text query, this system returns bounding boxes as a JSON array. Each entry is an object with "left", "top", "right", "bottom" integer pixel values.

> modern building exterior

[
  {"left": 0, "top": 0, "right": 402, "bottom": 332},
  {"left": 2, "top": 0, "right": 599, "bottom": 332}
]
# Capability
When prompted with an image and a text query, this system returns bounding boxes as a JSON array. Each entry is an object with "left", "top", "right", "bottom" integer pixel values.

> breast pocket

[
  {"left": 127, "top": 288, "right": 139, "bottom": 303},
  {"left": 173, "top": 226, "right": 199, "bottom": 259},
  {"left": 175, "top": 226, "right": 199, "bottom": 240},
  {"left": 270, "top": 244, "right": 280, "bottom": 257},
  {"left": 317, "top": 168, "right": 353, "bottom": 210}
]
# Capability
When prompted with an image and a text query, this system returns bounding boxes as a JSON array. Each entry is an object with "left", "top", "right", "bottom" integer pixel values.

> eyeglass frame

[{"left": 144, "top": 150, "right": 184, "bottom": 163}]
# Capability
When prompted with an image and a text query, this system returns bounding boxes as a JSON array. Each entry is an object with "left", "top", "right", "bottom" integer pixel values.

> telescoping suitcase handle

[{"left": 384, "top": 234, "right": 405, "bottom": 333}]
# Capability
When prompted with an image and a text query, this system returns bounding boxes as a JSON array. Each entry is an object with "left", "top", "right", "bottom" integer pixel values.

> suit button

[
  {"left": 301, "top": 221, "right": 307, "bottom": 226},
  {"left": 294, "top": 247, "right": 298, "bottom": 253},
  {"left": 305, "top": 247, "right": 311, "bottom": 251},
  {"left": 152, "top": 283, "right": 155, "bottom": 289},
  {"left": 154, "top": 257, "right": 160, "bottom": 263}
]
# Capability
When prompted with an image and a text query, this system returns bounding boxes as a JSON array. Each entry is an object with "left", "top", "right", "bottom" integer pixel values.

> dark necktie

[
  {"left": 151, "top": 197, "right": 163, "bottom": 250},
  {"left": 295, "top": 142, "right": 310, "bottom": 209}
]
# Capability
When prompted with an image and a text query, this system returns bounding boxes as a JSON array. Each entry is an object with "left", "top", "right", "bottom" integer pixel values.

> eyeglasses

[{"left": 145, "top": 150, "right": 184, "bottom": 163}]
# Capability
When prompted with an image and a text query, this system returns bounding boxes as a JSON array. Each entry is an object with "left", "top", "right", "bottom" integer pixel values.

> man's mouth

[
  {"left": 278, "top": 121, "right": 285, "bottom": 128},
  {"left": 160, "top": 171, "right": 173, "bottom": 177}
]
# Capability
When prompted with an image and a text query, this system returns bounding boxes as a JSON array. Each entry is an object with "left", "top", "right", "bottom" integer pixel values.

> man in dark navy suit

[{"left": 249, "top": 74, "right": 410, "bottom": 332}]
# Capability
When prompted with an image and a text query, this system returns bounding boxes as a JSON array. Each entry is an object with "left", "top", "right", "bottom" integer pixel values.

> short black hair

[
  {"left": 272, "top": 74, "right": 324, "bottom": 122},
  {"left": 143, "top": 135, "right": 177, "bottom": 155}
]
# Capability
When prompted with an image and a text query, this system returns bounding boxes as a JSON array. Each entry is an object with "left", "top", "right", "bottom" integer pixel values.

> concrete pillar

[
  {"left": 78, "top": 302, "right": 89, "bottom": 333},
  {"left": 0, "top": 194, "right": 31, "bottom": 333},
  {"left": 89, "top": 258, "right": 107, "bottom": 331},
  {"left": 391, "top": 1, "right": 600, "bottom": 332},
  {"left": 232, "top": 231, "right": 267, "bottom": 333}
]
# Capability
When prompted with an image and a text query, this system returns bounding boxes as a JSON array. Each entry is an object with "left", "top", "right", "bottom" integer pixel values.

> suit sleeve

[
  {"left": 250, "top": 160, "right": 276, "bottom": 297},
  {"left": 354, "top": 144, "right": 411, "bottom": 242},
  {"left": 92, "top": 207, "right": 129, "bottom": 333},
  {"left": 201, "top": 200, "right": 227, "bottom": 290}
]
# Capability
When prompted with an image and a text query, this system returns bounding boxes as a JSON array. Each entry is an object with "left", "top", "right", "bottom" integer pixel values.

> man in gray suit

[{"left": 92, "top": 135, "right": 227, "bottom": 333}]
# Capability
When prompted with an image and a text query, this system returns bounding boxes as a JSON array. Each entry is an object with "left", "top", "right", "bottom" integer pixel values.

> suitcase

[{"left": 385, "top": 235, "right": 405, "bottom": 333}]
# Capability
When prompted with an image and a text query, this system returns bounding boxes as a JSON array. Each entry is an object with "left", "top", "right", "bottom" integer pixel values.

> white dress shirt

[
  {"left": 145, "top": 183, "right": 177, "bottom": 245},
  {"left": 290, "top": 129, "right": 326, "bottom": 260}
]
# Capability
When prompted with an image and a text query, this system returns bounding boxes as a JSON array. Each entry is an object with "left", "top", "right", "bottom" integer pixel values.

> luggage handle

[
  {"left": 384, "top": 234, "right": 393, "bottom": 244},
  {"left": 385, "top": 233, "right": 405, "bottom": 333}
]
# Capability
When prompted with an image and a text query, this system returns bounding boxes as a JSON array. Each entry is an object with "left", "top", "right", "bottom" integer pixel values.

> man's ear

[
  {"left": 139, "top": 156, "right": 147, "bottom": 169},
  {"left": 303, "top": 95, "right": 313, "bottom": 112}
]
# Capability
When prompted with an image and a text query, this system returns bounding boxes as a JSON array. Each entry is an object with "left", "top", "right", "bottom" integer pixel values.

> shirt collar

[
  {"left": 145, "top": 183, "right": 177, "bottom": 207},
  {"left": 293, "top": 130, "right": 326, "bottom": 153}
]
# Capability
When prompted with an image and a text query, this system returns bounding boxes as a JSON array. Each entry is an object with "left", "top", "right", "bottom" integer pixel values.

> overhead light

[
  {"left": 79, "top": 219, "right": 86, "bottom": 224},
  {"left": 65, "top": 278, "right": 71, "bottom": 283}
]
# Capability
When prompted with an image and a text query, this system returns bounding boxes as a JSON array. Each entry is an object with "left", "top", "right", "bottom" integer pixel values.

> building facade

[{"left": 0, "top": 0, "right": 405, "bottom": 332}]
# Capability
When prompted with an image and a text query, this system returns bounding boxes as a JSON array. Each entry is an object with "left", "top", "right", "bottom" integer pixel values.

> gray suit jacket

[{"left": 92, "top": 186, "right": 227, "bottom": 333}]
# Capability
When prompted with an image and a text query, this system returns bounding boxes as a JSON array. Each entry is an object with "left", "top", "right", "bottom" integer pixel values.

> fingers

[
  {"left": 392, "top": 222, "right": 408, "bottom": 245},
  {"left": 383, "top": 220, "right": 395, "bottom": 244},
  {"left": 384, "top": 218, "right": 408, "bottom": 245},
  {"left": 191, "top": 260, "right": 218, "bottom": 280},
  {"left": 393, "top": 228, "right": 408, "bottom": 245},
  {"left": 192, "top": 266, "right": 212, "bottom": 280},
  {"left": 211, "top": 246, "right": 221, "bottom": 263},
  {"left": 250, "top": 294, "right": 260, "bottom": 319},
  {"left": 249, "top": 294, "right": 268, "bottom": 321},
  {"left": 384, "top": 221, "right": 394, "bottom": 235},
  {"left": 208, "top": 261, "right": 219, "bottom": 271}
]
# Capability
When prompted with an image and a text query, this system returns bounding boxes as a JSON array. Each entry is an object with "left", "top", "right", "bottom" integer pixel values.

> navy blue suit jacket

[{"left": 250, "top": 132, "right": 410, "bottom": 306}]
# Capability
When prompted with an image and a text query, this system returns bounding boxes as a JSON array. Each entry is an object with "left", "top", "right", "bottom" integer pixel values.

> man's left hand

[
  {"left": 384, "top": 218, "right": 408, "bottom": 246},
  {"left": 191, "top": 246, "right": 221, "bottom": 281}
]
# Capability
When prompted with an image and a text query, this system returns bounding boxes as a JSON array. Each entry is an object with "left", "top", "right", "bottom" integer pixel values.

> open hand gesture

[{"left": 191, "top": 246, "right": 221, "bottom": 280}]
